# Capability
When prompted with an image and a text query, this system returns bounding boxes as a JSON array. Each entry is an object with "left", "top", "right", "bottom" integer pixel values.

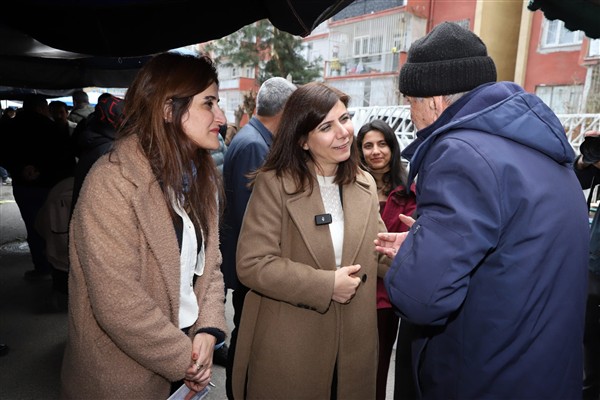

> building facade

[{"left": 209, "top": 0, "right": 600, "bottom": 125}]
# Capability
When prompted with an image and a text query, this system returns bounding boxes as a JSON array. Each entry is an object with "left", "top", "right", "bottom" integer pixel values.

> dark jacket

[
  {"left": 71, "top": 96, "right": 122, "bottom": 210},
  {"left": 220, "top": 117, "right": 273, "bottom": 290},
  {"left": 2, "top": 110, "right": 75, "bottom": 188},
  {"left": 574, "top": 155, "right": 600, "bottom": 275},
  {"left": 387, "top": 81, "right": 589, "bottom": 399}
]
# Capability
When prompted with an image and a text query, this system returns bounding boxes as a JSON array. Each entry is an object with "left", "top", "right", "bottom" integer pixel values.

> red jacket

[{"left": 377, "top": 184, "right": 417, "bottom": 308}]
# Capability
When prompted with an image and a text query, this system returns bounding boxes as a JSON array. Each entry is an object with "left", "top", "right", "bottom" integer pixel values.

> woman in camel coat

[
  {"left": 60, "top": 53, "right": 228, "bottom": 400},
  {"left": 232, "top": 82, "right": 390, "bottom": 399}
]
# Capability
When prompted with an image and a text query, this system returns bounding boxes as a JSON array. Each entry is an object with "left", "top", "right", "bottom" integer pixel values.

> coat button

[{"left": 361, "top": 274, "right": 367, "bottom": 283}]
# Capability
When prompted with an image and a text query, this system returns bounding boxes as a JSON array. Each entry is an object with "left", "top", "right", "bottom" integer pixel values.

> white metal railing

[
  {"left": 350, "top": 105, "right": 414, "bottom": 148},
  {"left": 351, "top": 106, "right": 600, "bottom": 154},
  {"left": 556, "top": 113, "right": 600, "bottom": 153}
]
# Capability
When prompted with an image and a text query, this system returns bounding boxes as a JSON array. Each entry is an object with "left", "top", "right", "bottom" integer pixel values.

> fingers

[
  {"left": 377, "top": 232, "right": 394, "bottom": 241},
  {"left": 185, "top": 362, "right": 212, "bottom": 384},
  {"left": 398, "top": 213, "right": 415, "bottom": 227},
  {"left": 185, "top": 353, "right": 212, "bottom": 381},
  {"left": 344, "top": 264, "right": 361, "bottom": 275},
  {"left": 184, "top": 377, "right": 211, "bottom": 398},
  {"left": 333, "top": 266, "right": 363, "bottom": 304},
  {"left": 184, "top": 389, "right": 199, "bottom": 400},
  {"left": 375, "top": 245, "right": 397, "bottom": 259}
]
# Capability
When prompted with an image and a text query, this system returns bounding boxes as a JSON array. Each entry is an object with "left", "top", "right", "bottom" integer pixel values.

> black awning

[
  {"left": 527, "top": 0, "right": 600, "bottom": 39},
  {"left": 0, "top": 0, "right": 355, "bottom": 90}
]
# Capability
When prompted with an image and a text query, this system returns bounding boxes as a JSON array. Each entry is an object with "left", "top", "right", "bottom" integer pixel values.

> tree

[
  {"left": 205, "top": 20, "right": 271, "bottom": 72},
  {"left": 262, "top": 27, "right": 322, "bottom": 84},
  {"left": 205, "top": 19, "right": 321, "bottom": 86}
]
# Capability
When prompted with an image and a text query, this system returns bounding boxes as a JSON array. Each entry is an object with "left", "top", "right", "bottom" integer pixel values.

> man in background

[
  {"left": 575, "top": 130, "right": 600, "bottom": 400},
  {"left": 67, "top": 90, "right": 94, "bottom": 124},
  {"left": 1, "top": 94, "right": 76, "bottom": 283},
  {"left": 49, "top": 100, "right": 77, "bottom": 137}
]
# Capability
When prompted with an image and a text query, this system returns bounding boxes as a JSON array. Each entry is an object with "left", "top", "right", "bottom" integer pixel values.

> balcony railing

[
  {"left": 557, "top": 113, "right": 600, "bottom": 152},
  {"left": 325, "top": 53, "right": 400, "bottom": 78}
]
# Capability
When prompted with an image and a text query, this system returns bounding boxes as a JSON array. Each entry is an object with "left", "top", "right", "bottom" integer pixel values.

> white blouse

[
  {"left": 317, "top": 174, "right": 345, "bottom": 268},
  {"left": 172, "top": 197, "right": 205, "bottom": 329}
]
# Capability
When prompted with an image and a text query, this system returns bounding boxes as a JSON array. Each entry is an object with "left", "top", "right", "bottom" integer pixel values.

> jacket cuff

[{"left": 194, "top": 327, "right": 226, "bottom": 346}]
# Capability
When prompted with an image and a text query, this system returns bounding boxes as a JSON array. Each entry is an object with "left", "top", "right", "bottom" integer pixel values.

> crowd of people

[{"left": 0, "top": 21, "right": 598, "bottom": 400}]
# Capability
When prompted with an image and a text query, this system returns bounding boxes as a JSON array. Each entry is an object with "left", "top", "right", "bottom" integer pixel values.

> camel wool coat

[
  {"left": 232, "top": 167, "right": 390, "bottom": 400},
  {"left": 60, "top": 135, "right": 227, "bottom": 400}
]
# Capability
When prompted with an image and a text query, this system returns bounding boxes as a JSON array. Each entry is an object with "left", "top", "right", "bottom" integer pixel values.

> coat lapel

[
  {"left": 283, "top": 169, "right": 375, "bottom": 270},
  {"left": 116, "top": 136, "right": 181, "bottom": 316},
  {"left": 284, "top": 178, "right": 337, "bottom": 270}
]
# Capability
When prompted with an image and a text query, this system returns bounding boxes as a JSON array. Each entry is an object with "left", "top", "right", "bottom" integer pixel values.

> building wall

[
  {"left": 213, "top": 0, "right": 596, "bottom": 125},
  {"left": 475, "top": 0, "right": 522, "bottom": 82},
  {"left": 425, "top": 0, "right": 476, "bottom": 30},
  {"left": 523, "top": 11, "right": 587, "bottom": 93}
]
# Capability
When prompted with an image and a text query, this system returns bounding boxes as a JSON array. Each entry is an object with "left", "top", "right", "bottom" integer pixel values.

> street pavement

[{"left": 0, "top": 183, "right": 396, "bottom": 399}]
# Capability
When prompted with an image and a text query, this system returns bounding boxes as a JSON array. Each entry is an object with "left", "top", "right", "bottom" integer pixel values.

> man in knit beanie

[{"left": 375, "top": 22, "right": 589, "bottom": 399}]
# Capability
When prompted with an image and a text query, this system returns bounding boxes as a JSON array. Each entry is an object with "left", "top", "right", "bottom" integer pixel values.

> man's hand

[
  {"left": 584, "top": 130, "right": 600, "bottom": 138},
  {"left": 374, "top": 213, "right": 415, "bottom": 259},
  {"left": 374, "top": 232, "right": 408, "bottom": 259}
]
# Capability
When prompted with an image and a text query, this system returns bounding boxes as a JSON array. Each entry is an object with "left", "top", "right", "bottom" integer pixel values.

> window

[
  {"left": 541, "top": 19, "right": 583, "bottom": 49},
  {"left": 369, "top": 36, "right": 383, "bottom": 54},
  {"left": 535, "top": 85, "right": 583, "bottom": 114},
  {"left": 589, "top": 39, "right": 600, "bottom": 57},
  {"left": 354, "top": 36, "right": 369, "bottom": 56},
  {"left": 354, "top": 35, "right": 383, "bottom": 57}
]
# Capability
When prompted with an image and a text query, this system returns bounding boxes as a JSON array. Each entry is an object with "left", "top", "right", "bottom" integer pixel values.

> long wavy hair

[
  {"left": 256, "top": 82, "right": 360, "bottom": 194},
  {"left": 117, "top": 52, "right": 224, "bottom": 237},
  {"left": 356, "top": 119, "right": 408, "bottom": 195}
]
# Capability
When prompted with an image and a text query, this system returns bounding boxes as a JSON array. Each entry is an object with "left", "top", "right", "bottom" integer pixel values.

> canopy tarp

[
  {"left": 0, "top": 0, "right": 354, "bottom": 91},
  {"left": 2, "top": 0, "right": 599, "bottom": 94}
]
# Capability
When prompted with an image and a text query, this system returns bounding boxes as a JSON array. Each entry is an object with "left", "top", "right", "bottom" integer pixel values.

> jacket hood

[{"left": 403, "top": 81, "right": 574, "bottom": 183}]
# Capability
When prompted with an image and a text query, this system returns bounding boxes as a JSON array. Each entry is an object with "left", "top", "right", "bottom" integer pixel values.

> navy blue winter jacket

[{"left": 386, "top": 81, "right": 589, "bottom": 399}]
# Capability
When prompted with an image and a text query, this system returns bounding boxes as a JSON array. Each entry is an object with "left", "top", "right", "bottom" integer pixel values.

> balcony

[{"left": 326, "top": 52, "right": 400, "bottom": 78}]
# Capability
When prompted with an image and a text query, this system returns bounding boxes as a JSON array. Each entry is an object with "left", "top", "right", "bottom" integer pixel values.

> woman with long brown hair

[
  {"left": 232, "top": 82, "right": 389, "bottom": 399},
  {"left": 61, "top": 52, "right": 228, "bottom": 399}
]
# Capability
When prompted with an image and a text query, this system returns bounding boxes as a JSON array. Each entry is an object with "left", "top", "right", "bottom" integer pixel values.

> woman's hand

[
  {"left": 332, "top": 264, "right": 362, "bottom": 304},
  {"left": 183, "top": 333, "right": 216, "bottom": 394}
]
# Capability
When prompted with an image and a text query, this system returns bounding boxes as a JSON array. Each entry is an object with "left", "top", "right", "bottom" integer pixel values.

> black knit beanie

[{"left": 399, "top": 22, "right": 497, "bottom": 97}]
